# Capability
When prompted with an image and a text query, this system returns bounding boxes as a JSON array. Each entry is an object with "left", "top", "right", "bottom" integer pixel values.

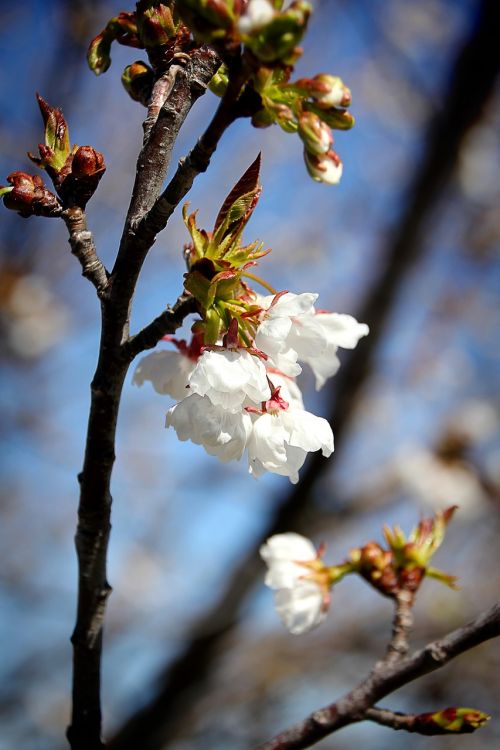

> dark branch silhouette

[{"left": 109, "top": 2, "right": 500, "bottom": 746}]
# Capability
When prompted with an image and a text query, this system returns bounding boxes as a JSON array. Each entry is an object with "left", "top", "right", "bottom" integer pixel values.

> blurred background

[{"left": 1, "top": 0, "right": 499, "bottom": 748}]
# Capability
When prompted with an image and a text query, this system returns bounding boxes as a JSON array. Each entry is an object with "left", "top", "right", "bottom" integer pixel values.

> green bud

[
  {"left": 209, "top": 64, "right": 230, "bottom": 98},
  {"left": 298, "top": 112, "right": 332, "bottom": 154},
  {"left": 87, "top": 12, "right": 141, "bottom": 76},
  {"left": 136, "top": 1, "right": 178, "bottom": 47},
  {"left": 241, "top": 1, "right": 312, "bottom": 64},
  {"left": 122, "top": 61, "right": 155, "bottom": 104}
]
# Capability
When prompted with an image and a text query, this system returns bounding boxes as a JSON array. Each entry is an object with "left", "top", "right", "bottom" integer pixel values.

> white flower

[
  {"left": 166, "top": 394, "right": 252, "bottom": 462},
  {"left": 133, "top": 350, "right": 196, "bottom": 400},
  {"left": 188, "top": 349, "right": 270, "bottom": 412},
  {"left": 260, "top": 533, "right": 328, "bottom": 634},
  {"left": 287, "top": 311, "right": 369, "bottom": 390},
  {"left": 237, "top": 0, "right": 275, "bottom": 35},
  {"left": 254, "top": 292, "right": 317, "bottom": 376},
  {"left": 248, "top": 407, "right": 334, "bottom": 484}
]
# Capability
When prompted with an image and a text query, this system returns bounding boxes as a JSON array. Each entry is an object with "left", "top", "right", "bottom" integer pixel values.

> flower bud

[
  {"left": 122, "top": 61, "right": 155, "bottom": 104},
  {"left": 57, "top": 147, "right": 106, "bottom": 208},
  {"left": 237, "top": 0, "right": 275, "bottom": 35},
  {"left": 350, "top": 542, "right": 399, "bottom": 597},
  {"left": 242, "top": 1, "right": 311, "bottom": 64},
  {"left": 208, "top": 64, "right": 229, "bottom": 98},
  {"left": 309, "top": 74, "right": 351, "bottom": 109},
  {"left": 304, "top": 149, "right": 343, "bottom": 185},
  {"left": 71, "top": 146, "right": 105, "bottom": 179},
  {"left": 87, "top": 12, "right": 141, "bottom": 76},
  {"left": 136, "top": 1, "right": 177, "bottom": 48},
  {"left": 175, "top": 0, "right": 236, "bottom": 42},
  {"left": 416, "top": 707, "right": 490, "bottom": 734},
  {"left": 1, "top": 172, "right": 61, "bottom": 218},
  {"left": 298, "top": 112, "right": 332, "bottom": 155}
]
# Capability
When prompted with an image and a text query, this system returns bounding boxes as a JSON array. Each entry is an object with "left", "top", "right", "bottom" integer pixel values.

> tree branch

[
  {"left": 386, "top": 589, "right": 414, "bottom": 662},
  {"left": 136, "top": 58, "right": 251, "bottom": 249},
  {"left": 123, "top": 292, "right": 198, "bottom": 362},
  {"left": 67, "top": 48, "right": 221, "bottom": 750},
  {"left": 62, "top": 207, "right": 109, "bottom": 296},
  {"left": 254, "top": 602, "right": 500, "bottom": 750}
]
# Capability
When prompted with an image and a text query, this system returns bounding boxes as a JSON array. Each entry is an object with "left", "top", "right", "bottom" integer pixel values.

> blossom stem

[{"left": 242, "top": 271, "right": 277, "bottom": 294}]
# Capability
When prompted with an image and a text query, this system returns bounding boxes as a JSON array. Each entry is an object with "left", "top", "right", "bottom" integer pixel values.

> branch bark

[
  {"left": 254, "top": 602, "right": 500, "bottom": 750},
  {"left": 62, "top": 207, "right": 109, "bottom": 296},
  {"left": 66, "top": 49, "right": 221, "bottom": 749}
]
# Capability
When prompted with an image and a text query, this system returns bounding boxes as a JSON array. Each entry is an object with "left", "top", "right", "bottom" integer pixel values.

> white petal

[
  {"left": 133, "top": 350, "right": 195, "bottom": 400},
  {"left": 188, "top": 349, "right": 270, "bottom": 412},
  {"left": 166, "top": 394, "right": 251, "bottom": 461},
  {"left": 314, "top": 313, "right": 369, "bottom": 349},
  {"left": 260, "top": 532, "right": 317, "bottom": 563},
  {"left": 281, "top": 410, "right": 334, "bottom": 458},
  {"left": 274, "top": 582, "right": 326, "bottom": 634}
]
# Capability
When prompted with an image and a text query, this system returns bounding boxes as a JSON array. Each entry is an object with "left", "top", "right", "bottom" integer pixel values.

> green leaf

[{"left": 213, "top": 154, "right": 261, "bottom": 234}]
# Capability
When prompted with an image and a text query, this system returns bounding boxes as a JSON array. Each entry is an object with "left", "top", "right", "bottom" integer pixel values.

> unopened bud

[
  {"left": 304, "top": 148, "right": 343, "bottom": 185},
  {"left": 209, "top": 64, "right": 229, "bottom": 98},
  {"left": 416, "top": 707, "right": 490, "bottom": 735},
  {"left": 175, "top": 0, "right": 236, "bottom": 42},
  {"left": 56, "top": 147, "right": 106, "bottom": 208},
  {"left": 350, "top": 542, "right": 399, "bottom": 597},
  {"left": 122, "top": 61, "right": 155, "bottom": 104},
  {"left": 71, "top": 146, "right": 105, "bottom": 179},
  {"left": 242, "top": 1, "right": 311, "bottom": 64},
  {"left": 310, "top": 74, "right": 351, "bottom": 109},
  {"left": 136, "top": 1, "right": 177, "bottom": 47},
  {"left": 1, "top": 172, "right": 61, "bottom": 218},
  {"left": 237, "top": 0, "right": 275, "bottom": 35},
  {"left": 298, "top": 112, "right": 332, "bottom": 155},
  {"left": 87, "top": 12, "right": 140, "bottom": 76}
]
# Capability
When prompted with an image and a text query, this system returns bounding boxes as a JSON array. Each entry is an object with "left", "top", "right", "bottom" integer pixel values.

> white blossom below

[{"left": 260, "top": 533, "right": 328, "bottom": 634}]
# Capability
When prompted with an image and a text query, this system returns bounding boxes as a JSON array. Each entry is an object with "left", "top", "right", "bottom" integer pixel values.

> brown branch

[
  {"left": 123, "top": 292, "right": 198, "bottom": 362},
  {"left": 254, "top": 602, "right": 500, "bottom": 750},
  {"left": 67, "top": 49, "right": 221, "bottom": 750},
  {"left": 62, "top": 207, "right": 109, "bottom": 296},
  {"left": 136, "top": 58, "right": 251, "bottom": 249},
  {"left": 108, "top": 47, "right": 220, "bottom": 339},
  {"left": 108, "top": 3, "right": 500, "bottom": 747},
  {"left": 386, "top": 589, "right": 414, "bottom": 662}
]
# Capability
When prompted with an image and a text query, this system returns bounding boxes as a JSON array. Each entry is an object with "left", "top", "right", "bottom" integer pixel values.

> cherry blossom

[
  {"left": 247, "top": 403, "right": 334, "bottom": 484},
  {"left": 187, "top": 348, "right": 271, "bottom": 412},
  {"left": 287, "top": 311, "right": 369, "bottom": 390},
  {"left": 166, "top": 394, "right": 253, "bottom": 462},
  {"left": 260, "top": 533, "right": 330, "bottom": 634},
  {"left": 133, "top": 349, "right": 195, "bottom": 400}
]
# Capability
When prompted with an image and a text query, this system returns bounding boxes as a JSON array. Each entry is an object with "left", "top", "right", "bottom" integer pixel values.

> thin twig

[
  {"left": 62, "top": 207, "right": 109, "bottom": 296},
  {"left": 385, "top": 589, "right": 414, "bottom": 662},
  {"left": 254, "top": 603, "right": 500, "bottom": 750},
  {"left": 364, "top": 706, "right": 484, "bottom": 735}
]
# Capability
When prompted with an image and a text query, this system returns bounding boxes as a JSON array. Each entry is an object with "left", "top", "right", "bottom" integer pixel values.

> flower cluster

[
  {"left": 87, "top": 1, "right": 354, "bottom": 184},
  {"left": 134, "top": 158, "right": 368, "bottom": 482},
  {"left": 261, "top": 508, "right": 458, "bottom": 634}
]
